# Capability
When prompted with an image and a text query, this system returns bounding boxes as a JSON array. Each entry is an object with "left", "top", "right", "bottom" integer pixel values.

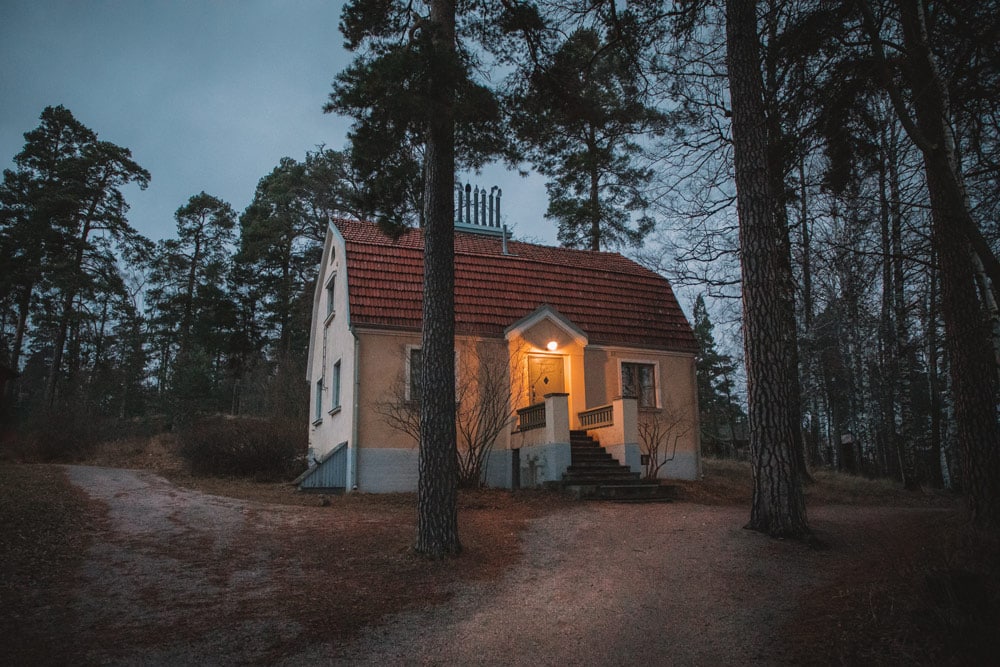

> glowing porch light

[{"left": 546, "top": 340, "right": 558, "bottom": 351}]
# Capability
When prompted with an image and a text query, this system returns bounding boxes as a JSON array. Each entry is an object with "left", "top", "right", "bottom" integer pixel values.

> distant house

[{"left": 302, "top": 204, "right": 700, "bottom": 493}]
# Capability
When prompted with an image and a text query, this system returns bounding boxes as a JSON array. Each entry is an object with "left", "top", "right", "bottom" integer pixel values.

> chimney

[{"left": 455, "top": 182, "right": 505, "bottom": 238}]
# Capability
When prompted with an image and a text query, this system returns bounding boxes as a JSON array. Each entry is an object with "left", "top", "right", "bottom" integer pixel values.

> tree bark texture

[
  {"left": 897, "top": 0, "right": 1000, "bottom": 531},
  {"left": 725, "top": 0, "right": 809, "bottom": 538},
  {"left": 416, "top": 0, "right": 461, "bottom": 557},
  {"left": 726, "top": 0, "right": 810, "bottom": 537}
]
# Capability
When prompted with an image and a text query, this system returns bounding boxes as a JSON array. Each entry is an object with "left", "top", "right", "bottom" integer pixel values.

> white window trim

[
  {"left": 405, "top": 344, "right": 421, "bottom": 402},
  {"left": 324, "top": 272, "right": 337, "bottom": 324},
  {"left": 329, "top": 359, "right": 342, "bottom": 413},
  {"left": 313, "top": 376, "right": 324, "bottom": 425},
  {"left": 618, "top": 358, "right": 661, "bottom": 409}
]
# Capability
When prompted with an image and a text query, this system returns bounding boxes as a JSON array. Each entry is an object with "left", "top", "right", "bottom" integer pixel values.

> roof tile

[{"left": 336, "top": 219, "right": 697, "bottom": 352}]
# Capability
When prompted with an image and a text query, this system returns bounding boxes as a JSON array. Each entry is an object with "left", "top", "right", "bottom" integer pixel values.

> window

[
  {"left": 407, "top": 347, "right": 422, "bottom": 403},
  {"left": 331, "top": 360, "right": 341, "bottom": 411},
  {"left": 325, "top": 274, "right": 336, "bottom": 319},
  {"left": 314, "top": 377, "right": 324, "bottom": 422},
  {"left": 622, "top": 362, "right": 657, "bottom": 408}
]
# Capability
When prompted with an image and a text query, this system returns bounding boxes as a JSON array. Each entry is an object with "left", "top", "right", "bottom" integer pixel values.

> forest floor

[{"left": 1, "top": 436, "right": 997, "bottom": 665}]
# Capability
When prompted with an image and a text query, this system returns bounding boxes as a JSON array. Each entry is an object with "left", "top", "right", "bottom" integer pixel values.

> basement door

[{"left": 528, "top": 355, "right": 565, "bottom": 404}]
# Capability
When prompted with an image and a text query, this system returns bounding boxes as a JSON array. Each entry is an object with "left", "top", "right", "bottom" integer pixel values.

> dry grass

[
  {"left": 0, "top": 464, "right": 106, "bottom": 664},
  {"left": 672, "top": 457, "right": 958, "bottom": 508},
  {"left": 0, "top": 436, "right": 574, "bottom": 663},
  {"left": 785, "top": 512, "right": 1000, "bottom": 665},
  {"left": 3, "top": 437, "right": 992, "bottom": 665}
]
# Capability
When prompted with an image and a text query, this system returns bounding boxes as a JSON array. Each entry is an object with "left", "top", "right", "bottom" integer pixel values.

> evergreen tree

[
  {"left": 237, "top": 149, "right": 358, "bottom": 356},
  {"left": 329, "top": 0, "right": 521, "bottom": 556},
  {"left": 691, "top": 295, "right": 744, "bottom": 455},
  {"left": 0, "top": 105, "right": 151, "bottom": 410},
  {"left": 725, "top": 0, "right": 810, "bottom": 538},
  {"left": 146, "top": 192, "right": 236, "bottom": 420},
  {"left": 510, "top": 26, "right": 667, "bottom": 251}
]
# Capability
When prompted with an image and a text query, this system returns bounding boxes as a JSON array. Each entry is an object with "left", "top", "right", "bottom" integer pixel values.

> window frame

[
  {"left": 324, "top": 272, "right": 337, "bottom": 322},
  {"left": 313, "top": 377, "right": 324, "bottom": 424},
  {"left": 620, "top": 360, "right": 659, "bottom": 409},
  {"left": 329, "top": 359, "right": 342, "bottom": 413},
  {"left": 404, "top": 345, "right": 460, "bottom": 403},
  {"left": 405, "top": 345, "right": 422, "bottom": 403}
]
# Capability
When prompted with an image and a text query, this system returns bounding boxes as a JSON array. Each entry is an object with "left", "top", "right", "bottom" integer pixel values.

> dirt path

[
  {"left": 64, "top": 465, "right": 309, "bottom": 663},
  {"left": 310, "top": 504, "right": 937, "bottom": 666},
  {"left": 65, "top": 466, "right": 952, "bottom": 665}
]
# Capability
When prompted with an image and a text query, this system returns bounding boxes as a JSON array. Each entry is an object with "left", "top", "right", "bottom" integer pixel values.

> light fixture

[{"left": 546, "top": 340, "right": 558, "bottom": 351}]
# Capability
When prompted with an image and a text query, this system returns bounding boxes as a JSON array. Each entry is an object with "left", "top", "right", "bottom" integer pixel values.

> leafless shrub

[{"left": 638, "top": 404, "right": 692, "bottom": 480}]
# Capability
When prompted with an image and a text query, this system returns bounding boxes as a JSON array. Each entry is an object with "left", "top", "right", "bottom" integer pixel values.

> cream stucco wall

[{"left": 582, "top": 345, "right": 701, "bottom": 480}]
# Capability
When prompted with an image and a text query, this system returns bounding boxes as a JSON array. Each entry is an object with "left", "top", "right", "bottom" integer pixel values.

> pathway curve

[{"left": 65, "top": 465, "right": 947, "bottom": 665}]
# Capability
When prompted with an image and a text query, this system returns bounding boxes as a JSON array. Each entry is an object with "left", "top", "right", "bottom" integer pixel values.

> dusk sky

[{"left": 0, "top": 0, "right": 553, "bottom": 244}]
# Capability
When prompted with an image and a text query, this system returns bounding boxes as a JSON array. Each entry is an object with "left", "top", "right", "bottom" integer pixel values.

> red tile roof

[{"left": 335, "top": 219, "right": 697, "bottom": 353}]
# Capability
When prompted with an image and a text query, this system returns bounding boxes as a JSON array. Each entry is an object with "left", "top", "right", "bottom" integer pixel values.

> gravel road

[{"left": 65, "top": 465, "right": 948, "bottom": 665}]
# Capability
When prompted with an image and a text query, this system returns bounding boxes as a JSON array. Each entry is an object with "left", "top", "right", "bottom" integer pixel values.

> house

[{"left": 303, "top": 204, "right": 700, "bottom": 493}]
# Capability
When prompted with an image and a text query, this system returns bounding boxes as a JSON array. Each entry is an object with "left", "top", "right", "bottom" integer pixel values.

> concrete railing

[
  {"left": 515, "top": 402, "right": 546, "bottom": 431},
  {"left": 578, "top": 403, "right": 613, "bottom": 429}
]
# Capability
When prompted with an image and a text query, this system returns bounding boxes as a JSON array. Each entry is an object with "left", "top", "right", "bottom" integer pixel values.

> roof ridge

[{"left": 334, "top": 219, "right": 662, "bottom": 280}]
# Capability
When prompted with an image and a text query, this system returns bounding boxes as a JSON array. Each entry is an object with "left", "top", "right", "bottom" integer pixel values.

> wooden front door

[{"left": 528, "top": 355, "right": 565, "bottom": 404}]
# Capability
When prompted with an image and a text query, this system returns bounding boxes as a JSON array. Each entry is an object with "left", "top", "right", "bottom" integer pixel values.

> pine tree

[
  {"left": 510, "top": 26, "right": 667, "bottom": 251},
  {"left": 691, "top": 295, "right": 744, "bottom": 456},
  {"left": 725, "top": 0, "right": 810, "bottom": 538}
]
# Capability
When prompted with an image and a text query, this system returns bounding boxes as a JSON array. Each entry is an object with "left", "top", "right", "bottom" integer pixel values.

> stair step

[
  {"left": 563, "top": 483, "right": 676, "bottom": 502},
  {"left": 570, "top": 453, "right": 615, "bottom": 462},
  {"left": 563, "top": 472, "right": 640, "bottom": 484}
]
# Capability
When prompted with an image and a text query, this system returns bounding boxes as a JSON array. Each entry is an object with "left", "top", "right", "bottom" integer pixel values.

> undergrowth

[{"left": 177, "top": 415, "right": 307, "bottom": 481}]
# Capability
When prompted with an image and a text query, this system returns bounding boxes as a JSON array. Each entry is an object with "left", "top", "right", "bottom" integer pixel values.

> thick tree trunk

[
  {"left": 416, "top": 0, "right": 461, "bottom": 558},
  {"left": 725, "top": 0, "right": 809, "bottom": 538},
  {"left": 897, "top": 0, "right": 1000, "bottom": 530}
]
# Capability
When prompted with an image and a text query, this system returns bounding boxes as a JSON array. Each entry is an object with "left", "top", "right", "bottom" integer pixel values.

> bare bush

[
  {"left": 638, "top": 405, "right": 693, "bottom": 480},
  {"left": 373, "top": 341, "right": 525, "bottom": 488},
  {"left": 178, "top": 416, "right": 307, "bottom": 481}
]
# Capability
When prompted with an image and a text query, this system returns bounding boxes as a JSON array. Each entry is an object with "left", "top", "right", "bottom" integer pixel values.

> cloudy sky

[{"left": 0, "top": 0, "right": 552, "bottom": 244}]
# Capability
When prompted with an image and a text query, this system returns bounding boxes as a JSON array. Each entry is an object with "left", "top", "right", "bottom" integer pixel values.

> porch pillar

[
  {"left": 608, "top": 397, "right": 642, "bottom": 474},
  {"left": 544, "top": 392, "right": 571, "bottom": 446}
]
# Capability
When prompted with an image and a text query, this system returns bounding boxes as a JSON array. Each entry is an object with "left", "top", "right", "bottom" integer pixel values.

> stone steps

[{"left": 562, "top": 430, "right": 673, "bottom": 502}]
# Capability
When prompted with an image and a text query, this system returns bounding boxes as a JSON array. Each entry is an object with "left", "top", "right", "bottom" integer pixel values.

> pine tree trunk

[
  {"left": 589, "top": 155, "right": 601, "bottom": 252},
  {"left": 725, "top": 0, "right": 809, "bottom": 538},
  {"left": 897, "top": 0, "right": 1000, "bottom": 530},
  {"left": 416, "top": 0, "right": 461, "bottom": 558}
]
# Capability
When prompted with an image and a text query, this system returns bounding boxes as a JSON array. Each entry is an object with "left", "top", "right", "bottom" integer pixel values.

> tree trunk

[
  {"left": 589, "top": 141, "right": 601, "bottom": 251},
  {"left": 887, "top": 124, "right": 919, "bottom": 488},
  {"left": 926, "top": 259, "right": 946, "bottom": 488},
  {"left": 797, "top": 157, "right": 821, "bottom": 467},
  {"left": 725, "top": 0, "right": 809, "bottom": 538},
  {"left": 416, "top": 0, "right": 461, "bottom": 558},
  {"left": 897, "top": 0, "right": 1000, "bottom": 529},
  {"left": 45, "top": 213, "right": 94, "bottom": 409}
]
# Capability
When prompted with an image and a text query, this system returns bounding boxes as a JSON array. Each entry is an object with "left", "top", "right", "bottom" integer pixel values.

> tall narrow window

[
  {"left": 314, "top": 377, "right": 324, "bottom": 422},
  {"left": 325, "top": 274, "right": 336, "bottom": 319},
  {"left": 331, "top": 360, "right": 341, "bottom": 410},
  {"left": 622, "top": 362, "right": 657, "bottom": 408},
  {"left": 408, "top": 347, "right": 423, "bottom": 403}
]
